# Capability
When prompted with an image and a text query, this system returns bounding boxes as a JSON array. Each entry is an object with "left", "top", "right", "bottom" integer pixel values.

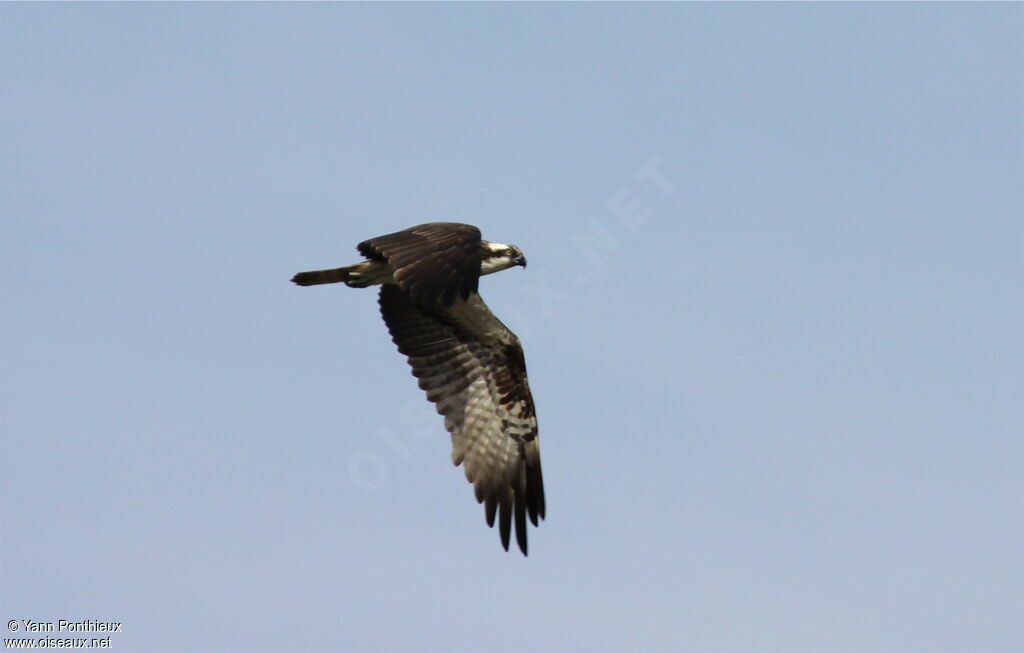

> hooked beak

[{"left": 515, "top": 254, "right": 527, "bottom": 268}]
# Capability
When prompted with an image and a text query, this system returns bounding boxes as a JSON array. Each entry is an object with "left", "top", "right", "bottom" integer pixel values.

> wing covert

[{"left": 359, "top": 223, "right": 482, "bottom": 307}]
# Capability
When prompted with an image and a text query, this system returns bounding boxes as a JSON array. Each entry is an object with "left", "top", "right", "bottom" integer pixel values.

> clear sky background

[{"left": 2, "top": 4, "right": 1021, "bottom": 652}]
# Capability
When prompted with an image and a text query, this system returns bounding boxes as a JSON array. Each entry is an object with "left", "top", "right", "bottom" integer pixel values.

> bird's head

[{"left": 480, "top": 241, "right": 527, "bottom": 276}]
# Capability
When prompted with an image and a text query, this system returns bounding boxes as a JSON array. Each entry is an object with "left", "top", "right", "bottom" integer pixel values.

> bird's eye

[{"left": 505, "top": 248, "right": 514, "bottom": 256}]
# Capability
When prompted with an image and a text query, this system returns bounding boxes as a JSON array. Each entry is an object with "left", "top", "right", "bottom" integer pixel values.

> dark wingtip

[
  {"left": 499, "top": 500, "right": 512, "bottom": 552},
  {"left": 515, "top": 495, "right": 528, "bottom": 556},
  {"left": 485, "top": 497, "right": 498, "bottom": 528}
]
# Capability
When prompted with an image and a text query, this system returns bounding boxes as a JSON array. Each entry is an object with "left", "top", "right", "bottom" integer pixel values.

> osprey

[{"left": 292, "top": 222, "right": 545, "bottom": 555}]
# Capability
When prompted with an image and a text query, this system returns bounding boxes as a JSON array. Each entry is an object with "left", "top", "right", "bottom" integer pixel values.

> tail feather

[
  {"left": 291, "top": 261, "right": 389, "bottom": 287},
  {"left": 291, "top": 266, "right": 355, "bottom": 286}
]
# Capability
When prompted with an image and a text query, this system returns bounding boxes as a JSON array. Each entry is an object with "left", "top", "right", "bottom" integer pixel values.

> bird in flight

[{"left": 292, "top": 222, "right": 545, "bottom": 555}]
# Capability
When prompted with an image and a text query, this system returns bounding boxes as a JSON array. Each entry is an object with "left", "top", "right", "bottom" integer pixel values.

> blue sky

[{"left": 2, "top": 4, "right": 1021, "bottom": 652}]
